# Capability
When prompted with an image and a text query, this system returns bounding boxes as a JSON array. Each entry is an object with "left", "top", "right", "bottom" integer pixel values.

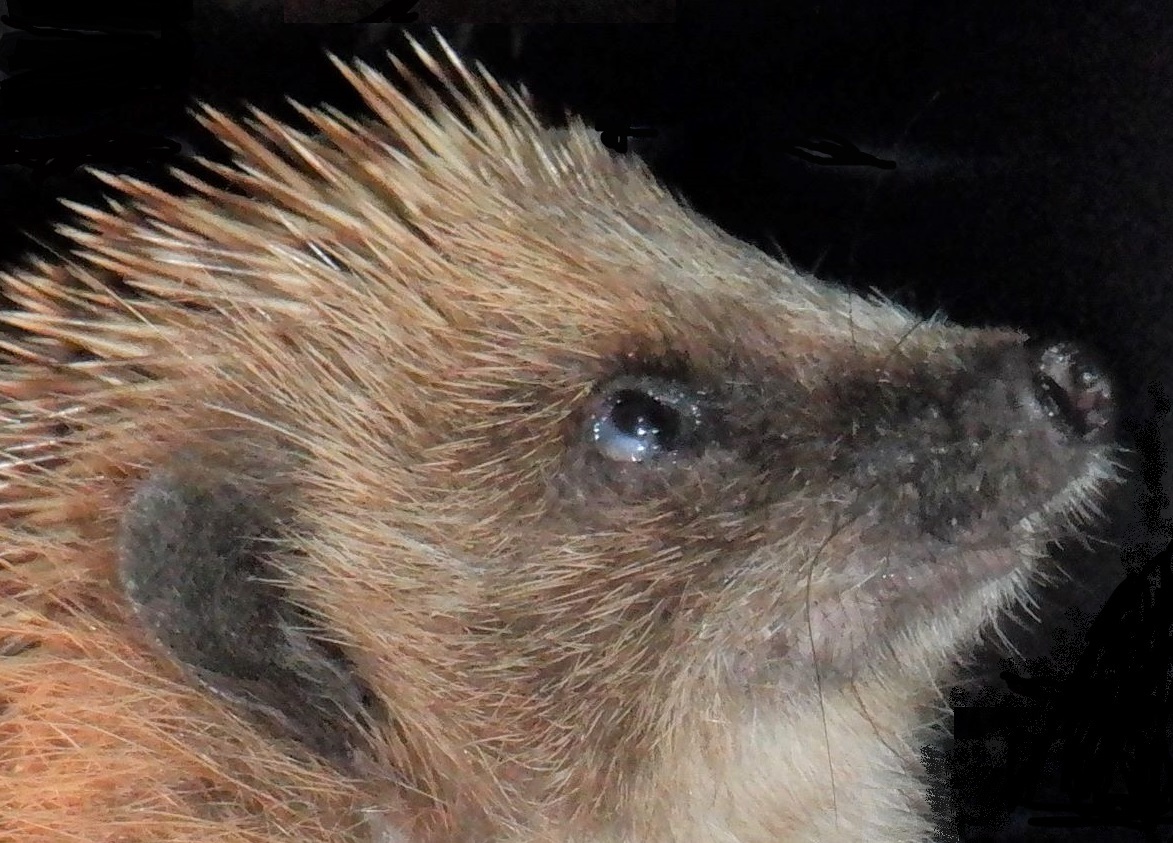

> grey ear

[{"left": 117, "top": 449, "right": 378, "bottom": 766}]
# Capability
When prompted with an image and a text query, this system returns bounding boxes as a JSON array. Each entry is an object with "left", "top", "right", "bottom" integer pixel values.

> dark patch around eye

[{"left": 610, "top": 347, "right": 697, "bottom": 385}]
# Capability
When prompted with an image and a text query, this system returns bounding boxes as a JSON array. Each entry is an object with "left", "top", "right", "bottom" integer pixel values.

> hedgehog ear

[{"left": 116, "top": 449, "right": 378, "bottom": 766}]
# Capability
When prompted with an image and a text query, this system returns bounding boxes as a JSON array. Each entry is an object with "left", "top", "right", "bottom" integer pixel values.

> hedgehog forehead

[
  {"left": 262, "top": 154, "right": 925, "bottom": 368},
  {"left": 121, "top": 58, "right": 927, "bottom": 364}
]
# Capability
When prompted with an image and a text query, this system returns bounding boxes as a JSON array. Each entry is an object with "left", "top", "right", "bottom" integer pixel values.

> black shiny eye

[{"left": 588, "top": 381, "right": 698, "bottom": 463}]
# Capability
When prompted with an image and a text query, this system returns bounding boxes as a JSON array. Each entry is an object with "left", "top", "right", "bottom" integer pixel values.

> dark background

[{"left": 1, "top": 2, "right": 1170, "bottom": 839}]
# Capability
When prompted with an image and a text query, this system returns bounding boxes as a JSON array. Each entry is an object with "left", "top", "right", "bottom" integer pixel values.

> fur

[{"left": 0, "top": 35, "right": 1118, "bottom": 843}]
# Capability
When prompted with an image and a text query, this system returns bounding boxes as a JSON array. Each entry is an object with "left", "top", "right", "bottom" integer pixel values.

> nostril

[{"left": 1028, "top": 340, "right": 1115, "bottom": 443}]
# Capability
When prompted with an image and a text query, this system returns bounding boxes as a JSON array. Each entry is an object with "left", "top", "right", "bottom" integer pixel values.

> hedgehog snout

[{"left": 1027, "top": 340, "right": 1115, "bottom": 444}]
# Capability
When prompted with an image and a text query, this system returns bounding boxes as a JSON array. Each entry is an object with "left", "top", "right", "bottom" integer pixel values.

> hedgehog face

[
  {"left": 5, "top": 37, "right": 1119, "bottom": 842},
  {"left": 114, "top": 226, "right": 1117, "bottom": 828}
]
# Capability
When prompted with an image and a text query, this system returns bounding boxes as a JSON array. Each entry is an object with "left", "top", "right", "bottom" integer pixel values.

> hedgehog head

[{"left": 1, "top": 35, "right": 1119, "bottom": 841}]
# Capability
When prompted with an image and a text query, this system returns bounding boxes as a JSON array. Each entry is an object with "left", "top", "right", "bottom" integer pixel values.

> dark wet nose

[{"left": 1027, "top": 340, "right": 1115, "bottom": 444}]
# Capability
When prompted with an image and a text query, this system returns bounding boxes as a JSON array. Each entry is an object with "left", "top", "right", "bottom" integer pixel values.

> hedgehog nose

[{"left": 1026, "top": 340, "right": 1115, "bottom": 444}]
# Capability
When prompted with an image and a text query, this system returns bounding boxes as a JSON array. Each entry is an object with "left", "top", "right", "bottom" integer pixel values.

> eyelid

[{"left": 595, "top": 376, "right": 700, "bottom": 414}]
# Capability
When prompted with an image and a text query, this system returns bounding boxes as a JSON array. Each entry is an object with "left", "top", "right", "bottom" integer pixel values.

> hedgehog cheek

[{"left": 115, "top": 451, "right": 379, "bottom": 768}]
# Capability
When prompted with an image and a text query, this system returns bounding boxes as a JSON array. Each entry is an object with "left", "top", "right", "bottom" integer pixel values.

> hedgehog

[{"left": 0, "top": 34, "right": 1119, "bottom": 843}]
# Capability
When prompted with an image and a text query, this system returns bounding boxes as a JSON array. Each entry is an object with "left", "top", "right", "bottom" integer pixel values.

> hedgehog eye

[{"left": 588, "top": 382, "right": 697, "bottom": 462}]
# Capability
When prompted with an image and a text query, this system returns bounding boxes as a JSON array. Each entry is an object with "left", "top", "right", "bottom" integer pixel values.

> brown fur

[{"left": 0, "top": 36, "right": 1117, "bottom": 843}]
